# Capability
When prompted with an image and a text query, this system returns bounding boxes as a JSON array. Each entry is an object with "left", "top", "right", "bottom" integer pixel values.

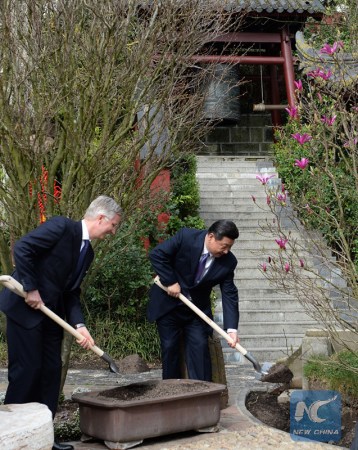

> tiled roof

[
  {"left": 220, "top": 0, "right": 325, "bottom": 14},
  {"left": 296, "top": 31, "right": 358, "bottom": 84}
]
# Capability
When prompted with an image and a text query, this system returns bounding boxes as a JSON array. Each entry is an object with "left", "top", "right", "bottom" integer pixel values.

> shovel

[
  {"left": 0, "top": 275, "right": 120, "bottom": 374},
  {"left": 153, "top": 276, "right": 273, "bottom": 379}
]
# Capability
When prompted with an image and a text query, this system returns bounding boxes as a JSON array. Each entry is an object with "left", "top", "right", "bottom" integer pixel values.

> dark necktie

[
  {"left": 195, "top": 253, "right": 209, "bottom": 284},
  {"left": 73, "top": 240, "right": 90, "bottom": 280}
]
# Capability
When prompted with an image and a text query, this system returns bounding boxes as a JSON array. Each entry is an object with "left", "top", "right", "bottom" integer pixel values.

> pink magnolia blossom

[
  {"left": 294, "top": 79, "right": 303, "bottom": 91},
  {"left": 343, "top": 137, "right": 358, "bottom": 148},
  {"left": 307, "top": 68, "right": 332, "bottom": 80},
  {"left": 256, "top": 174, "right": 275, "bottom": 185},
  {"left": 294, "top": 157, "right": 310, "bottom": 170},
  {"left": 299, "top": 259, "right": 304, "bottom": 268},
  {"left": 284, "top": 262, "right": 290, "bottom": 273},
  {"left": 321, "top": 115, "right": 337, "bottom": 126},
  {"left": 266, "top": 195, "right": 271, "bottom": 205},
  {"left": 275, "top": 238, "right": 288, "bottom": 250},
  {"left": 285, "top": 106, "right": 298, "bottom": 119},
  {"left": 320, "top": 41, "right": 344, "bottom": 55},
  {"left": 281, "top": 183, "right": 285, "bottom": 193},
  {"left": 276, "top": 192, "right": 287, "bottom": 204},
  {"left": 261, "top": 262, "right": 267, "bottom": 272},
  {"left": 292, "top": 133, "right": 312, "bottom": 145},
  {"left": 304, "top": 204, "right": 313, "bottom": 214}
]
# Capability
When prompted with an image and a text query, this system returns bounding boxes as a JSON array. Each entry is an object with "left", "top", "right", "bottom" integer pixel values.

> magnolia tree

[{"left": 253, "top": 36, "right": 357, "bottom": 359}]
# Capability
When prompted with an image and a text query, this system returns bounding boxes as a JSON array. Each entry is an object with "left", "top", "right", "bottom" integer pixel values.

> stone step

[
  {"left": 199, "top": 199, "right": 271, "bottom": 208},
  {"left": 233, "top": 277, "right": 317, "bottom": 289},
  {"left": 232, "top": 333, "right": 304, "bottom": 348},
  {"left": 215, "top": 309, "right": 313, "bottom": 322},
  {"left": 199, "top": 182, "right": 281, "bottom": 193},
  {"left": 197, "top": 157, "right": 274, "bottom": 167},
  {"left": 196, "top": 167, "right": 277, "bottom": 175},
  {"left": 198, "top": 177, "right": 281, "bottom": 186},
  {"left": 232, "top": 239, "right": 314, "bottom": 250},
  {"left": 199, "top": 205, "right": 273, "bottom": 214},
  {"left": 199, "top": 211, "right": 286, "bottom": 220},
  {"left": 197, "top": 177, "right": 277, "bottom": 186},
  {"left": 196, "top": 157, "right": 274, "bottom": 167},
  {"left": 234, "top": 267, "right": 320, "bottom": 278},
  {"left": 229, "top": 300, "right": 304, "bottom": 311},
  {"left": 223, "top": 320, "right": 319, "bottom": 335},
  {"left": 221, "top": 346, "right": 297, "bottom": 363},
  {"left": 198, "top": 189, "right": 278, "bottom": 198},
  {"left": 228, "top": 287, "right": 295, "bottom": 297},
  {"left": 202, "top": 219, "right": 299, "bottom": 230}
]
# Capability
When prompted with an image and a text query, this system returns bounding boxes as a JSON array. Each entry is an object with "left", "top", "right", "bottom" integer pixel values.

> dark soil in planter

[
  {"left": 97, "top": 381, "right": 212, "bottom": 402},
  {"left": 246, "top": 388, "right": 357, "bottom": 449}
]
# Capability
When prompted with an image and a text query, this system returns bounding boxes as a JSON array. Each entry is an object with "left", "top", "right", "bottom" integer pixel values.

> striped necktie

[{"left": 195, "top": 253, "right": 209, "bottom": 283}]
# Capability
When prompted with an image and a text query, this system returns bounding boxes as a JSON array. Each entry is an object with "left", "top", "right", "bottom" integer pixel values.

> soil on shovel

[
  {"left": 260, "top": 363, "right": 294, "bottom": 384},
  {"left": 98, "top": 381, "right": 212, "bottom": 402}
]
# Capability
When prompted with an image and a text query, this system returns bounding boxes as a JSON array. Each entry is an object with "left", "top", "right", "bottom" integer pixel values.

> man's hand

[
  {"left": 25, "top": 290, "right": 45, "bottom": 309},
  {"left": 75, "top": 327, "right": 95, "bottom": 350},
  {"left": 227, "top": 331, "right": 239, "bottom": 348},
  {"left": 167, "top": 282, "right": 181, "bottom": 298}
]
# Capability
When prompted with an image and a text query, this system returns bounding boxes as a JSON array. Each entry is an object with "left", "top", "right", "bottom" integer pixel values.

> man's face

[
  {"left": 92, "top": 213, "right": 121, "bottom": 240},
  {"left": 206, "top": 233, "right": 235, "bottom": 258}
]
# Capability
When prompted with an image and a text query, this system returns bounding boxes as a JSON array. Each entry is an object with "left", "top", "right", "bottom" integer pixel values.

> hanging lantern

[{"left": 202, "top": 63, "right": 240, "bottom": 122}]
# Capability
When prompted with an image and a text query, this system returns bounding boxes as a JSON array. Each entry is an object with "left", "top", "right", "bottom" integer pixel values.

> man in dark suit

[
  {"left": 0, "top": 195, "right": 121, "bottom": 450},
  {"left": 147, "top": 219, "right": 239, "bottom": 382}
]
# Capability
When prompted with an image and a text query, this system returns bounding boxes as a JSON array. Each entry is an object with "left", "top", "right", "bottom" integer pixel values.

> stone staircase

[{"left": 196, "top": 155, "right": 326, "bottom": 363}]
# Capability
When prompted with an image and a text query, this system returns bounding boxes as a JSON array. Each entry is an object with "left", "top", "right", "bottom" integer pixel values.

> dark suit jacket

[
  {"left": 0, "top": 216, "right": 94, "bottom": 329},
  {"left": 147, "top": 227, "right": 239, "bottom": 330}
]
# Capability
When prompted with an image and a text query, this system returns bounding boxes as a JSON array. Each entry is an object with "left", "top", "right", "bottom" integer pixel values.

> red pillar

[
  {"left": 281, "top": 28, "right": 296, "bottom": 107},
  {"left": 269, "top": 65, "right": 282, "bottom": 126}
]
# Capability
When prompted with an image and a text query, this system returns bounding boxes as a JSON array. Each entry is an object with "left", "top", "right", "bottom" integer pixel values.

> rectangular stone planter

[{"left": 72, "top": 379, "right": 226, "bottom": 446}]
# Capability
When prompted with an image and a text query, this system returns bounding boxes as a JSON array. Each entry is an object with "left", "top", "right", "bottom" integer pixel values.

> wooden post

[{"left": 281, "top": 27, "right": 296, "bottom": 107}]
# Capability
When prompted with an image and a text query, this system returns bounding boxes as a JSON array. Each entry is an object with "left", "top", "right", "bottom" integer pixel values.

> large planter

[{"left": 72, "top": 379, "right": 226, "bottom": 449}]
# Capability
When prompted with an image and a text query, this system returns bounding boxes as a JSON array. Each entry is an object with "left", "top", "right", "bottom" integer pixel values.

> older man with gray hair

[{"left": 0, "top": 195, "right": 121, "bottom": 450}]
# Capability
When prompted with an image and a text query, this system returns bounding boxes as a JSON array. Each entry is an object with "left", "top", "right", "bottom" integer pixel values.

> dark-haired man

[{"left": 147, "top": 220, "right": 240, "bottom": 381}]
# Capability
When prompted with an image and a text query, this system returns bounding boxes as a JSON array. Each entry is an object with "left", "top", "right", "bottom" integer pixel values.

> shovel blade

[{"left": 254, "top": 362, "right": 274, "bottom": 380}]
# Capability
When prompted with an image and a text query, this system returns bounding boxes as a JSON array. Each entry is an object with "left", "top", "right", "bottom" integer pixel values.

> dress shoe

[{"left": 52, "top": 442, "right": 74, "bottom": 450}]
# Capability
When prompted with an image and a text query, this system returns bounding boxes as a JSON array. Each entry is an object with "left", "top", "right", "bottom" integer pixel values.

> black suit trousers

[
  {"left": 5, "top": 316, "right": 63, "bottom": 418},
  {"left": 156, "top": 305, "right": 212, "bottom": 381}
]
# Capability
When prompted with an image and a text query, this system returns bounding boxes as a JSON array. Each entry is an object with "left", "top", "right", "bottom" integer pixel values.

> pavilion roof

[{"left": 215, "top": 0, "right": 325, "bottom": 14}]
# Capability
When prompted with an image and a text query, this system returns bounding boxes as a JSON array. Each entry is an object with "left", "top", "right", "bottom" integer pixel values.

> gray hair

[{"left": 84, "top": 195, "right": 122, "bottom": 219}]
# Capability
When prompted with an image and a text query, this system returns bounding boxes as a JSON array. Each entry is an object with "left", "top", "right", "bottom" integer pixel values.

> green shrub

[
  {"left": 54, "top": 407, "right": 81, "bottom": 441},
  {"left": 304, "top": 351, "right": 358, "bottom": 400},
  {"left": 72, "top": 318, "right": 161, "bottom": 363},
  {"left": 84, "top": 221, "right": 153, "bottom": 323},
  {"left": 170, "top": 153, "right": 201, "bottom": 218}
]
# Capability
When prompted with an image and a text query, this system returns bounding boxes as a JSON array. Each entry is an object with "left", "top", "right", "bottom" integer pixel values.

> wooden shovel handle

[
  {"left": 0, "top": 275, "right": 104, "bottom": 358},
  {"left": 153, "top": 275, "right": 248, "bottom": 356}
]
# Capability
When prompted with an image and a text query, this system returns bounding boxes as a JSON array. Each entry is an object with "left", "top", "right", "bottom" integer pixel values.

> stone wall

[{"left": 200, "top": 113, "right": 274, "bottom": 156}]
